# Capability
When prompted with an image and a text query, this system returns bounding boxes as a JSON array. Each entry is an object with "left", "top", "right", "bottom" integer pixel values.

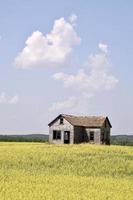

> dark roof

[{"left": 48, "top": 114, "right": 112, "bottom": 128}]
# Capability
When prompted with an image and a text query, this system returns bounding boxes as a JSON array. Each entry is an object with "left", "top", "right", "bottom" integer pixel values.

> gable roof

[{"left": 48, "top": 114, "right": 112, "bottom": 128}]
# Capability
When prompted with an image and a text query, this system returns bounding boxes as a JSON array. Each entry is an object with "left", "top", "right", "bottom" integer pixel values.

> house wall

[
  {"left": 49, "top": 117, "right": 111, "bottom": 145},
  {"left": 101, "top": 119, "right": 111, "bottom": 144},
  {"left": 74, "top": 126, "right": 84, "bottom": 143},
  {"left": 84, "top": 128, "right": 101, "bottom": 144},
  {"left": 49, "top": 118, "right": 74, "bottom": 144}
]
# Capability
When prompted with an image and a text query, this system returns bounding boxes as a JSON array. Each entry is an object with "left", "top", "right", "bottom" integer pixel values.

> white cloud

[
  {"left": 49, "top": 94, "right": 93, "bottom": 113},
  {"left": 15, "top": 16, "right": 81, "bottom": 69},
  {"left": 98, "top": 43, "right": 108, "bottom": 54},
  {"left": 53, "top": 52, "right": 118, "bottom": 92},
  {"left": 51, "top": 43, "right": 118, "bottom": 111},
  {"left": 0, "top": 92, "right": 19, "bottom": 104},
  {"left": 69, "top": 14, "right": 77, "bottom": 26},
  {"left": 49, "top": 96, "right": 77, "bottom": 112}
]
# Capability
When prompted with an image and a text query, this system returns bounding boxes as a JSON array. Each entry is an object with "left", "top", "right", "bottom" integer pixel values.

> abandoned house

[{"left": 48, "top": 114, "right": 111, "bottom": 144}]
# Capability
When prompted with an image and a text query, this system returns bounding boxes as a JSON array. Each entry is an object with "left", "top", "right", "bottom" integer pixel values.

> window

[
  {"left": 64, "top": 131, "right": 70, "bottom": 144},
  {"left": 53, "top": 130, "right": 61, "bottom": 140},
  {"left": 64, "top": 131, "right": 70, "bottom": 140},
  {"left": 60, "top": 118, "right": 63, "bottom": 124},
  {"left": 90, "top": 131, "right": 94, "bottom": 141}
]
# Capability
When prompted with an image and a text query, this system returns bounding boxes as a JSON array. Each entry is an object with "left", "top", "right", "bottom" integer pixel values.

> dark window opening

[
  {"left": 64, "top": 131, "right": 70, "bottom": 144},
  {"left": 60, "top": 118, "right": 63, "bottom": 124},
  {"left": 53, "top": 130, "right": 61, "bottom": 140},
  {"left": 90, "top": 131, "right": 94, "bottom": 141}
]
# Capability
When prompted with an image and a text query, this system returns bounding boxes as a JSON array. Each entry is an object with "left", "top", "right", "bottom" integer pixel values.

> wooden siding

[
  {"left": 49, "top": 115, "right": 111, "bottom": 145},
  {"left": 101, "top": 119, "right": 111, "bottom": 144},
  {"left": 49, "top": 117, "right": 74, "bottom": 144},
  {"left": 74, "top": 126, "right": 84, "bottom": 143},
  {"left": 84, "top": 128, "right": 101, "bottom": 144}
]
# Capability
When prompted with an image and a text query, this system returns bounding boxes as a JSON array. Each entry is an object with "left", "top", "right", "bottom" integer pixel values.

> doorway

[{"left": 64, "top": 131, "right": 70, "bottom": 144}]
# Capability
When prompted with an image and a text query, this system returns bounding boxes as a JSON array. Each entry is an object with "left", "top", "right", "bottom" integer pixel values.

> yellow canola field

[{"left": 0, "top": 143, "right": 133, "bottom": 200}]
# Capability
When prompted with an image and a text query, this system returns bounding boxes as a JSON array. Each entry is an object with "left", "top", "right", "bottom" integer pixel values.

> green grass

[{"left": 0, "top": 143, "right": 133, "bottom": 200}]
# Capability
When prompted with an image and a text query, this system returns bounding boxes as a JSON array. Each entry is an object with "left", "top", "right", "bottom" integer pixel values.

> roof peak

[
  {"left": 61, "top": 114, "right": 107, "bottom": 118},
  {"left": 48, "top": 114, "right": 112, "bottom": 128}
]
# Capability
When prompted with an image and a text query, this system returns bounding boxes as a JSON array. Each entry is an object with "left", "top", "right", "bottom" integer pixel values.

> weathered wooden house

[{"left": 48, "top": 114, "right": 111, "bottom": 145}]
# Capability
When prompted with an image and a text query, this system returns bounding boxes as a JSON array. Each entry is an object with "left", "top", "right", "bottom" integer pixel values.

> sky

[{"left": 0, "top": 0, "right": 133, "bottom": 135}]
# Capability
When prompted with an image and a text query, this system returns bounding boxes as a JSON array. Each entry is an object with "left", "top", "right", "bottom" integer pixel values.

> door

[{"left": 64, "top": 131, "right": 70, "bottom": 144}]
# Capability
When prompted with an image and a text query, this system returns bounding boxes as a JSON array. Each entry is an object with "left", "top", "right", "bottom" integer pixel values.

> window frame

[
  {"left": 60, "top": 118, "right": 63, "bottom": 124},
  {"left": 53, "top": 130, "right": 61, "bottom": 140},
  {"left": 90, "top": 131, "right": 94, "bottom": 141}
]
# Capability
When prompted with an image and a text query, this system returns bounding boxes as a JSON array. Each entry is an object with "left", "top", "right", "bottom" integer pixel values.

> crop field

[{"left": 0, "top": 143, "right": 133, "bottom": 200}]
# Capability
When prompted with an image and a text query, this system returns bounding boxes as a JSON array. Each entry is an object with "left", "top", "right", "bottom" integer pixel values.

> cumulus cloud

[
  {"left": 15, "top": 16, "right": 81, "bottom": 69},
  {"left": 0, "top": 92, "right": 19, "bottom": 104},
  {"left": 50, "top": 43, "right": 118, "bottom": 112},
  {"left": 98, "top": 43, "right": 108, "bottom": 54},
  {"left": 69, "top": 14, "right": 77, "bottom": 26},
  {"left": 49, "top": 93, "right": 94, "bottom": 113},
  {"left": 53, "top": 47, "right": 118, "bottom": 92},
  {"left": 49, "top": 96, "right": 77, "bottom": 112}
]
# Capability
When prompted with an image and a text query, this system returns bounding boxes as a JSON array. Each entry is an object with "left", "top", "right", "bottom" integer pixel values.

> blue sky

[{"left": 0, "top": 0, "right": 133, "bottom": 134}]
